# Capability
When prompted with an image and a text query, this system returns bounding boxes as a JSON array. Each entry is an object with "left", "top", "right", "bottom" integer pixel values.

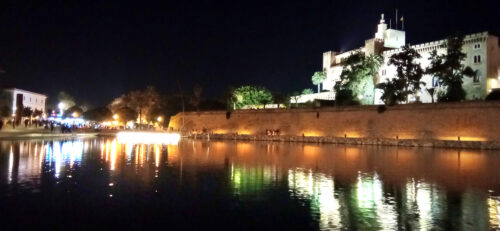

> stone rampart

[{"left": 168, "top": 101, "right": 500, "bottom": 143}]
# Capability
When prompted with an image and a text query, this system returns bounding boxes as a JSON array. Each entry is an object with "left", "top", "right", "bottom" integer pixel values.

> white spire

[{"left": 375, "top": 13, "right": 387, "bottom": 40}]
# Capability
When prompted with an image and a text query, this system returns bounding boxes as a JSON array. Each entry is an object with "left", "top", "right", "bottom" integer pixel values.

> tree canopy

[
  {"left": 109, "top": 86, "right": 160, "bottom": 123},
  {"left": 0, "top": 91, "right": 12, "bottom": 118},
  {"left": 301, "top": 88, "right": 314, "bottom": 95},
  {"left": 426, "top": 34, "right": 476, "bottom": 102},
  {"left": 232, "top": 86, "right": 273, "bottom": 109},
  {"left": 83, "top": 107, "right": 112, "bottom": 121},
  {"left": 311, "top": 71, "right": 327, "bottom": 93},
  {"left": 377, "top": 45, "right": 424, "bottom": 105},
  {"left": 335, "top": 53, "right": 382, "bottom": 105}
]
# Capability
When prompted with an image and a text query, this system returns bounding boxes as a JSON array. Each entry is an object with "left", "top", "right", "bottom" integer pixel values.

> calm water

[{"left": 1, "top": 138, "right": 500, "bottom": 230}]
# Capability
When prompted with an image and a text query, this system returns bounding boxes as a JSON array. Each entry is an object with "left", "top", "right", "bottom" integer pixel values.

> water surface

[{"left": 1, "top": 138, "right": 500, "bottom": 230}]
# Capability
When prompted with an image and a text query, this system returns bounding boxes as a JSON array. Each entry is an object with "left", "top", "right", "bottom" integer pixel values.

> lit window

[
  {"left": 432, "top": 76, "right": 440, "bottom": 87},
  {"left": 473, "top": 71, "right": 481, "bottom": 83}
]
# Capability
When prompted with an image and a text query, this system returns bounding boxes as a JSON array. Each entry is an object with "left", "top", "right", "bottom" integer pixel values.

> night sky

[{"left": 0, "top": 0, "right": 499, "bottom": 106}]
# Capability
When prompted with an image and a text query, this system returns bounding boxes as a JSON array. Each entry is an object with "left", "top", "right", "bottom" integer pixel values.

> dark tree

[
  {"left": 426, "top": 33, "right": 476, "bottom": 102},
  {"left": 273, "top": 92, "right": 289, "bottom": 108},
  {"left": 376, "top": 79, "right": 406, "bottom": 106},
  {"left": 33, "top": 109, "right": 43, "bottom": 118},
  {"left": 109, "top": 86, "right": 160, "bottom": 125},
  {"left": 22, "top": 107, "right": 33, "bottom": 117},
  {"left": 83, "top": 107, "right": 112, "bottom": 122},
  {"left": 114, "top": 106, "right": 137, "bottom": 122},
  {"left": 335, "top": 53, "right": 382, "bottom": 105},
  {"left": 189, "top": 84, "right": 203, "bottom": 112},
  {"left": 387, "top": 44, "right": 424, "bottom": 103},
  {"left": 0, "top": 91, "right": 12, "bottom": 118}
]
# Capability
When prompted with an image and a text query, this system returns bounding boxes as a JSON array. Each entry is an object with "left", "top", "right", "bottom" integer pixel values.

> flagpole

[{"left": 395, "top": 9, "right": 398, "bottom": 29}]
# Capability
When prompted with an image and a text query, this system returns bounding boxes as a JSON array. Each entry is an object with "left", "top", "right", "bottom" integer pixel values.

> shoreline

[
  {"left": 0, "top": 131, "right": 118, "bottom": 140},
  {"left": 188, "top": 133, "right": 500, "bottom": 150}
]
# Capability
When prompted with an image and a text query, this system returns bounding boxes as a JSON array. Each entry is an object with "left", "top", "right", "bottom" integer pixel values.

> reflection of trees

[{"left": 230, "top": 164, "right": 276, "bottom": 199}]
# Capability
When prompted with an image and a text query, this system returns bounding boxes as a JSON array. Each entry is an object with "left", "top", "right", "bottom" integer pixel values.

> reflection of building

[
  {"left": 296, "top": 14, "right": 500, "bottom": 104},
  {"left": 4, "top": 88, "right": 47, "bottom": 114},
  {"left": 288, "top": 168, "right": 341, "bottom": 230}
]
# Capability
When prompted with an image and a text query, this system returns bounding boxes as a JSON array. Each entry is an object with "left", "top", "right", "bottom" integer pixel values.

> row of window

[
  {"left": 23, "top": 95, "right": 44, "bottom": 104},
  {"left": 381, "top": 55, "right": 481, "bottom": 77},
  {"left": 380, "top": 71, "right": 481, "bottom": 85}
]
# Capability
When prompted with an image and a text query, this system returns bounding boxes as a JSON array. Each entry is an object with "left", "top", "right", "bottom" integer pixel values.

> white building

[
  {"left": 4, "top": 88, "right": 48, "bottom": 114},
  {"left": 297, "top": 14, "right": 500, "bottom": 104}
]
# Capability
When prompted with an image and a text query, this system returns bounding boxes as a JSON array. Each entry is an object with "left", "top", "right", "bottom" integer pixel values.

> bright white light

[{"left": 116, "top": 131, "right": 181, "bottom": 145}]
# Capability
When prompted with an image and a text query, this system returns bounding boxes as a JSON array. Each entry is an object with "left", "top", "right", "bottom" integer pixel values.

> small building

[{"left": 4, "top": 88, "right": 47, "bottom": 114}]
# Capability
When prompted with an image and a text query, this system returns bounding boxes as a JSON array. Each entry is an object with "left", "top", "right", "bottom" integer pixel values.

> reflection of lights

[
  {"left": 155, "top": 145, "right": 160, "bottom": 167},
  {"left": 489, "top": 196, "right": 500, "bottom": 229},
  {"left": 8, "top": 145, "right": 13, "bottom": 183},
  {"left": 110, "top": 140, "right": 117, "bottom": 170},
  {"left": 125, "top": 143, "right": 133, "bottom": 161},
  {"left": 356, "top": 173, "right": 397, "bottom": 230},
  {"left": 116, "top": 132, "right": 180, "bottom": 145},
  {"left": 288, "top": 168, "right": 340, "bottom": 230},
  {"left": 41, "top": 140, "right": 84, "bottom": 178},
  {"left": 230, "top": 165, "right": 274, "bottom": 197},
  {"left": 405, "top": 179, "right": 433, "bottom": 230}
]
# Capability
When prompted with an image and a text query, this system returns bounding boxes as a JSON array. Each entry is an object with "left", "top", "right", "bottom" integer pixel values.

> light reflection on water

[{"left": 1, "top": 138, "right": 500, "bottom": 230}]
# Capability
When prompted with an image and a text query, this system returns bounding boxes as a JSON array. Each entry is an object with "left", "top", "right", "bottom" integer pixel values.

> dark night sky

[{"left": 0, "top": 0, "right": 498, "bottom": 106}]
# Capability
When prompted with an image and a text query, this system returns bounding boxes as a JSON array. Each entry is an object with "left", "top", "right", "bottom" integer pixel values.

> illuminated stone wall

[{"left": 169, "top": 101, "right": 500, "bottom": 141}]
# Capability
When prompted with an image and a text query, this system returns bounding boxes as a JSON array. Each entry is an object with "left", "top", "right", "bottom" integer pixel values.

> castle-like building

[{"left": 297, "top": 14, "right": 500, "bottom": 104}]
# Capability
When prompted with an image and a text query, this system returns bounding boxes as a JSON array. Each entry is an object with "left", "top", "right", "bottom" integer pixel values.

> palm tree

[{"left": 311, "top": 71, "right": 327, "bottom": 93}]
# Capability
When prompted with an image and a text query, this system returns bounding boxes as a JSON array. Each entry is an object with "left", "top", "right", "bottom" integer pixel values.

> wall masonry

[{"left": 169, "top": 101, "right": 500, "bottom": 142}]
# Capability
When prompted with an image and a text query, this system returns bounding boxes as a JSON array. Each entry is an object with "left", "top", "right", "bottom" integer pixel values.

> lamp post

[{"left": 58, "top": 102, "right": 65, "bottom": 117}]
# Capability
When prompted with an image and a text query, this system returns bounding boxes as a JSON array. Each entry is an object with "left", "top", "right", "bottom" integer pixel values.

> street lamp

[
  {"left": 58, "top": 102, "right": 65, "bottom": 117},
  {"left": 113, "top": 114, "right": 119, "bottom": 120},
  {"left": 157, "top": 116, "right": 162, "bottom": 122}
]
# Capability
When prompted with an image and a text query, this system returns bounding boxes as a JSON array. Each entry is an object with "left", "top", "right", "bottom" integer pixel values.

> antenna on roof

[{"left": 395, "top": 9, "right": 398, "bottom": 30}]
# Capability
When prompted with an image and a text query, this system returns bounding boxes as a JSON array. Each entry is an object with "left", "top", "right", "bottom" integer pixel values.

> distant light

[
  {"left": 58, "top": 102, "right": 64, "bottom": 110},
  {"left": 157, "top": 116, "right": 162, "bottom": 122},
  {"left": 72, "top": 112, "right": 79, "bottom": 118},
  {"left": 113, "top": 114, "right": 119, "bottom": 120},
  {"left": 116, "top": 131, "right": 181, "bottom": 145}
]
